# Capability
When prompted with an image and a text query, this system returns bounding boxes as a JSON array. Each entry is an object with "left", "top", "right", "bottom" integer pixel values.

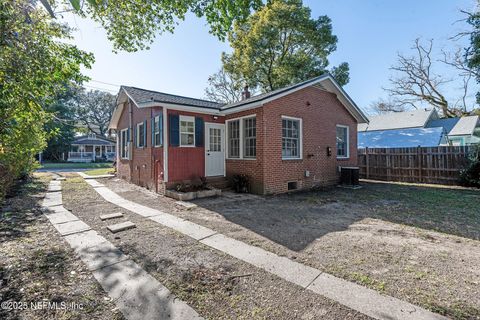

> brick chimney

[{"left": 241, "top": 85, "right": 251, "bottom": 100}]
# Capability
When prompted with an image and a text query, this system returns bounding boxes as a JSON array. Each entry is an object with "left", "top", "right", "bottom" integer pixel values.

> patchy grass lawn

[
  {"left": 0, "top": 173, "right": 123, "bottom": 320},
  {"left": 100, "top": 178, "right": 479, "bottom": 320},
  {"left": 39, "top": 162, "right": 112, "bottom": 170},
  {"left": 83, "top": 167, "right": 115, "bottom": 176}
]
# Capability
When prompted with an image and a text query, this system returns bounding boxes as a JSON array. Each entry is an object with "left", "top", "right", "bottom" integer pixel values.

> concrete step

[
  {"left": 107, "top": 221, "right": 136, "bottom": 233},
  {"left": 206, "top": 176, "right": 230, "bottom": 190}
]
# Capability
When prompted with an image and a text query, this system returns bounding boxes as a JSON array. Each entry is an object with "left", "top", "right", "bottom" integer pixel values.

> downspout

[
  {"left": 128, "top": 100, "right": 134, "bottom": 179},
  {"left": 163, "top": 107, "right": 169, "bottom": 183}
]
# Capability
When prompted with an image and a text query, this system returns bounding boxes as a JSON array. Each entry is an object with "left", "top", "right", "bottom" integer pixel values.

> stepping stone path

[
  {"left": 42, "top": 179, "right": 202, "bottom": 320},
  {"left": 100, "top": 212, "right": 124, "bottom": 221},
  {"left": 84, "top": 177, "right": 448, "bottom": 320},
  {"left": 107, "top": 221, "right": 136, "bottom": 233},
  {"left": 175, "top": 201, "right": 198, "bottom": 210}
]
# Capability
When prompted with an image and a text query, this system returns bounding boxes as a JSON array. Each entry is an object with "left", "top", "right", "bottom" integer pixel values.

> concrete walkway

[
  {"left": 82, "top": 178, "right": 447, "bottom": 320},
  {"left": 76, "top": 171, "right": 115, "bottom": 179},
  {"left": 41, "top": 178, "right": 202, "bottom": 320}
]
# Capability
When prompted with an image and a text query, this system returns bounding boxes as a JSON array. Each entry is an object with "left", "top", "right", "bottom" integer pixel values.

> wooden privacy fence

[{"left": 358, "top": 146, "right": 470, "bottom": 185}]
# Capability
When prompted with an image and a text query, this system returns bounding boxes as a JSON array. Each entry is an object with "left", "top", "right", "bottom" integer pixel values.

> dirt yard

[
  {"left": 101, "top": 177, "right": 480, "bottom": 320},
  {"left": 60, "top": 175, "right": 369, "bottom": 320},
  {"left": 0, "top": 173, "right": 123, "bottom": 320}
]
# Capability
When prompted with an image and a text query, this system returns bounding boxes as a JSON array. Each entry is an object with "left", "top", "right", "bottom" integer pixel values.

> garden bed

[{"left": 165, "top": 187, "right": 221, "bottom": 201}]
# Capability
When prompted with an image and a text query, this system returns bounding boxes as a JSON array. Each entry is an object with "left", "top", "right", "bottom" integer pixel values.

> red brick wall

[
  {"left": 116, "top": 101, "right": 164, "bottom": 191},
  {"left": 225, "top": 107, "right": 265, "bottom": 194},
  {"left": 261, "top": 86, "right": 358, "bottom": 194}
]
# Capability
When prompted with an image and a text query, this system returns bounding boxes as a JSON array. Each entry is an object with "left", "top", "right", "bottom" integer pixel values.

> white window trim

[
  {"left": 226, "top": 114, "right": 256, "bottom": 160},
  {"left": 136, "top": 122, "right": 145, "bottom": 148},
  {"left": 179, "top": 115, "right": 195, "bottom": 147},
  {"left": 120, "top": 128, "right": 129, "bottom": 159},
  {"left": 281, "top": 116, "right": 303, "bottom": 160},
  {"left": 336, "top": 124, "right": 350, "bottom": 159},
  {"left": 153, "top": 115, "right": 162, "bottom": 147}
]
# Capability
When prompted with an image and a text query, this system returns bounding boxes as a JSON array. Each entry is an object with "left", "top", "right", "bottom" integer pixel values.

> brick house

[{"left": 108, "top": 74, "right": 368, "bottom": 195}]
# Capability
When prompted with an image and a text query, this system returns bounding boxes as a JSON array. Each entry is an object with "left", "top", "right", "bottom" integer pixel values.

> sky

[{"left": 61, "top": 0, "right": 477, "bottom": 115}]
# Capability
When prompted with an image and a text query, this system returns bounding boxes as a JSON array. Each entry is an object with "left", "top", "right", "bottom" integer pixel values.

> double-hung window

[
  {"left": 227, "top": 120, "right": 240, "bottom": 158},
  {"left": 153, "top": 115, "right": 162, "bottom": 147},
  {"left": 226, "top": 116, "right": 256, "bottom": 159},
  {"left": 282, "top": 117, "right": 302, "bottom": 159},
  {"left": 136, "top": 122, "right": 145, "bottom": 148},
  {"left": 120, "top": 129, "right": 129, "bottom": 159},
  {"left": 243, "top": 117, "right": 256, "bottom": 158},
  {"left": 336, "top": 125, "right": 349, "bottom": 158},
  {"left": 180, "top": 116, "right": 195, "bottom": 147}
]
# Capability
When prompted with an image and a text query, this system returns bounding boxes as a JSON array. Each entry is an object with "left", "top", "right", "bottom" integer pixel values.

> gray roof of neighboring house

[
  {"left": 122, "top": 86, "right": 223, "bottom": 110},
  {"left": 448, "top": 115, "right": 479, "bottom": 136},
  {"left": 358, "top": 127, "right": 446, "bottom": 148},
  {"left": 72, "top": 135, "right": 115, "bottom": 146},
  {"left": 358, "top": 109, "right": 435, "bottom": 132}
]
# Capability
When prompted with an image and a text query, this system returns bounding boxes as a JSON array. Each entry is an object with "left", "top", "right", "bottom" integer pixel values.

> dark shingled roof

[
  {"left": 72, "top": 135, "right": 115, "bottom": 146},
  {"left": 221, "top": 74, "right": 330, "bottom": 110},
  {"left": 122, "top": 86, "right": 223, "bottom": 110}
]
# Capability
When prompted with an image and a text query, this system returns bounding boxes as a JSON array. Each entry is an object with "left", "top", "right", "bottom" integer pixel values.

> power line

[
  {"left": 83, "top": 84, "right": 118, "bottom": 93},
  {"left": 89, "top": 79, "right": 122, "bottom": 87}
]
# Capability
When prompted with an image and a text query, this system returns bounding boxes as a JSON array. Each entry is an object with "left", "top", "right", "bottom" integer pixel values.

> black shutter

[
  {"left": 195, "top": 117, "right": 204, "bottom": 147},
  {"left": 169, "top": 114, "right": 179, "bottom": 147}
]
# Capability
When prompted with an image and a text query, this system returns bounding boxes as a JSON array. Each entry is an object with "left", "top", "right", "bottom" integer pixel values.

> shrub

[
  {"left": 459, "top": 145, "right": 480, "bottom": 188},
  {"left": 231, "top": 174, "right": 250, "bottom": 193}
]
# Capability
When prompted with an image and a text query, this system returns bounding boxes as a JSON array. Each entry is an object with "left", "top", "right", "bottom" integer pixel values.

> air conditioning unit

[{"left": 339, "top": 167, "right": 360, "bottom": 187}]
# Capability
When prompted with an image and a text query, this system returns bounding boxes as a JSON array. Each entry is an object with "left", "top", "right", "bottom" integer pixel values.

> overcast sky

[{"left": 61, "top": 0, "right": 477, "bottom": 115}]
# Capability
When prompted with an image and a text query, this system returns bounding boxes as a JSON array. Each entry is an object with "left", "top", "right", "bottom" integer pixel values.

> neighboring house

[
  {"left": 108, "top": 74, "right": 368, "bottom": 195},
  {"left": 68, "top": 133, "right": 116, "bottom": 162},
  {"left": 358, "top": 109, "right": 480, "bottom": 148}
]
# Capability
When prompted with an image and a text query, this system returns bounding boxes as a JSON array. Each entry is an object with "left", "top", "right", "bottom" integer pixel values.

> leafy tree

[
  {"left": 220, "top": 0, "right": 349, "bottom": 93},
  {"left": 75, "top": 89, "right": 116, "bottom": 136},
  {"left": 0, "top": 0, "right": 93, "bottom": 200},
  {"left": 43, "top": 86, "right": 81, "bottom": 161},
  {"left": 43, "top": 0, "right": 263, "bottom": 52},
  {"left": 465, "top": 6, "right": 480, "bottom": 103}
]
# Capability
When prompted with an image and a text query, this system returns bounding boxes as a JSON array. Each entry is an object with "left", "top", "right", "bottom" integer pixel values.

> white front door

[{"left": 205, "top": 123, "right": 225, "bottom": 177}]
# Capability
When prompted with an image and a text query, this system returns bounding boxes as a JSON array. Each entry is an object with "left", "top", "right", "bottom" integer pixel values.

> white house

[{"left": 68, "top": 133, "right": 116, "bottom": 162}]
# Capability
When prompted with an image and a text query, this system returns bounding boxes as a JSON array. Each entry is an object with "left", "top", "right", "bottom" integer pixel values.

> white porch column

[{"left": 93, "top": 145, "right": 96, "bottom": 161}]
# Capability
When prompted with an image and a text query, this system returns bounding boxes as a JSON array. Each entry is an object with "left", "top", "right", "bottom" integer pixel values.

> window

[
  {"left": 180, "top": 116, "right": 195, "bottom": 147},
  {"left": 153, "top": 116, "right": 162, "bottom": 147},
  {"left": 228, "top": 120, "right": 240, "bottom": 158},
  {"left": 336, "top": 125, "right": 349, "bottom": 158},
  {"left": 243, "top": 117, "right": 256, "bottom": 158},
  {"left": 227, "top": 116, "right": 256, "bottom": 159},
  {"left": 282, "top": 117, "right": 302, "bottom": 159},
  {"left": 209, "top": 128, "right": 221, "bottom": 152},
  {"left": 120, "top": 129, "right": 129, "bottom": 159},
  {"left": 136, "top": 122, "right": 145, "bottom": 148}
]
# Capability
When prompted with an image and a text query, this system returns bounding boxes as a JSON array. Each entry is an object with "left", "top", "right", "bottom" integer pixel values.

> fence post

[
  {"left": 417, "top": 146, "right": 422, "bottom": 183},
  {"left": 365, "top": 147, "right": 370, "bottom": 179}
]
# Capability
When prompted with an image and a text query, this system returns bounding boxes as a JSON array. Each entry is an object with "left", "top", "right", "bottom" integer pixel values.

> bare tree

[
  {"left": 440, "top": 47, "right": 479, "bottom": 113},
  {"left": 205, "top": 68, "right": 256, "bottom": 103},
  {"left": 370, "top": 98, "right": 406, "bottom": 114},
  {"left": 385, "top": 39, "right": 457, "bottom": 117}
]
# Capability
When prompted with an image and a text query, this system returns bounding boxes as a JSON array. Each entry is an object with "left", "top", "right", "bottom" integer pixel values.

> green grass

[
  {"left": 308, "top": 181, "right": 480, "bottom": 241},
  {"left": 83, "top": 167, "right": 115, "bottom": 176},
  {"left": 39, "top": 162, "right": 112, "bottom": 169}
]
